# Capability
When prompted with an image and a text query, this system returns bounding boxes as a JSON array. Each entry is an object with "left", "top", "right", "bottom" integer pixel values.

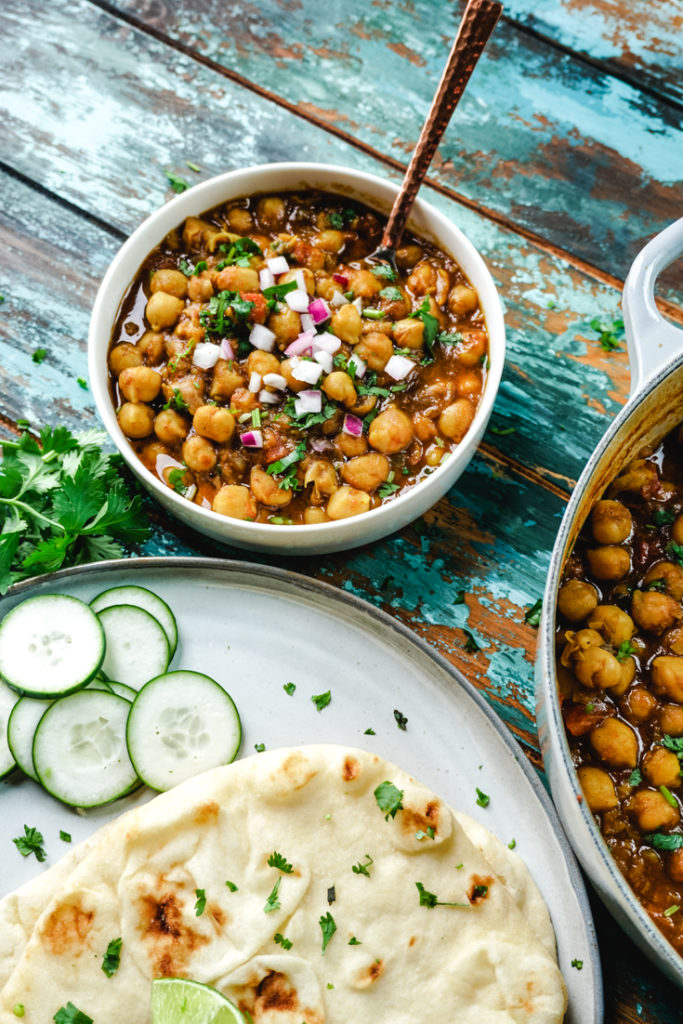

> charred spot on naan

[
  {"left": 395, "top": 793, "right": 454, "bottom": 851},
  {"left": 342, "top": 755, "right": 361, "bottom": 781},
  {"left": 351, "top": 958, "right": 385, "bottom": 989},
  {"left": 236, "top": 970, "right": 323, "bottom": 1024},
  {"left": 259, "top": 751, "right": 319, "bottom": 801},
  {"left": 192, "top": 801, "right": 220, "bottom": 826},
  {"left": 138, "top": 891, "right": 209, "bottom": 975},
  {"left": 40, "top": 897, "right": 95, "bottom": 956},
  {"left": 467, "top": 874, "right": 494, "bottom": 905}
]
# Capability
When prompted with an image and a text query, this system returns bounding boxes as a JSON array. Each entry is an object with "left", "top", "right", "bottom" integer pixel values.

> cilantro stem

[{"left": 0, "top": 497, "right": 65, "bottom": 531}]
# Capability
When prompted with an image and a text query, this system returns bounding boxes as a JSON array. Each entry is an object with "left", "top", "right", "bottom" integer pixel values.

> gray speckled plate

[{"left": 0, "top": 557, "right": 601, "bottom": 1022}]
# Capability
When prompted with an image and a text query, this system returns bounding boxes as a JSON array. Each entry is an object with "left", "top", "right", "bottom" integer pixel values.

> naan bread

[{"left": 0, "top": 746, "right": 567, "bottom": 1023}]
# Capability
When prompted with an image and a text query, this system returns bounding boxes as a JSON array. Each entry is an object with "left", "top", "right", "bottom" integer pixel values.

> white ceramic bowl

[
  {"left": 536, "top": 216, "right": 683, "bottom": 986},
  {"left": 89, "top": 162, "right": 505, "bottom": 555}
]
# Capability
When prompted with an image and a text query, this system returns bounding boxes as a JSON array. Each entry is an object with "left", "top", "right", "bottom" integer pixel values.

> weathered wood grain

[
  {"left": 101, "top": 0, "right": 683, "bottom": 298},
  {"left": 504, "top": 0, "right": 683, "bottom": 108}
]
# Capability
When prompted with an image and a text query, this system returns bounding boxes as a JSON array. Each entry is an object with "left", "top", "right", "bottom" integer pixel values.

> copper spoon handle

[{"left": 381, "top": 0, "right": 503, "bottom": 251}]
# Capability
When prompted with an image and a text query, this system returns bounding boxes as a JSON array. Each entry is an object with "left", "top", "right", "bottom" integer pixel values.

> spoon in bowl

[{"left": 370, "top": 0, "right": 503, "bottom": 270}]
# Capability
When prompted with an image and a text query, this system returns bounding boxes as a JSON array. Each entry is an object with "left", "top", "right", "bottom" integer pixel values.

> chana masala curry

[
  {"left": 108, "top": 190, "right": 488, "bottom": 525},
  {"left": 556, "top": 425, "right": 683, "bottom": 954}
]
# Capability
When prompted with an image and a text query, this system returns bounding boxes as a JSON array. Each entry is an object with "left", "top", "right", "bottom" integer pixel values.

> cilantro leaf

[
  {"left": 374, "top": 781, "right": 404, "bottom": 820},
  {"left": 59, "top": 830, "right": 72, "bottom": 843},
  {"left": 379, "top": 286, "right": 403, "bottom": 302},
  {"left": 348, "top": 936, "right": 362, "bottom": 945},
  {"left": 393, "top": 708, "right": 408, "bottom": 731},
  {"left": 589, "top": 316, "right": 624, "bottom": 352},
  {"left": 643, "top": 832, "right": 683, "bottom": 850},
  {"left": 311, "top": 690, "right": 331, "bottom": 712},
  {"left": 616, "top": 640, "right": 636, "bottom": 662},
  {"left": 32, "top": 348, "right": 48, "bottom": 364},
  {"left": 273, "top": 932, "right": 292, "bottom": 950},
  {"left": 53, "top": 1003, "right": 93, "bottom": 1024},
  {"left": 101, "top": 937, "right": 122, "bottom": 977},
  {"left": 194, "top": 888, "right": 207, "bottom": 916},
  {"left": 283, "top": 681, "right": 296, "bottom": 696},
  {"left": 628, "top": 769, "right": 642, "bottom": 786},
  {"left": 370, "top": 263, "right": 397, "bottom": 281},
  {"left": 319, "top": 911, "right": 336, "bottom": 954},
  {"left": 524, "top": 598, "right": 542, "bottom": 627},
  {"left": 667, "top": 542, "right": 683, "bottom": 567},
  {"left": 268, "top": 851, "right": 294, "bottom": 873},
  {"left": 165, "top": 170, "right": 190, "bottom": 193},
  {"left": 415, "top": 881, "right": 467, "bottom": 909},
  {"left": 263, "top": 877, "right": 282, "bottom": 913},
  {"left": 352, "top": 854, "right": 374, "bottom": 877},
  {"left": 438, "top": 330, "right": 464, "bottom": 346},
  {"left": 12, "top": 825, "right": 46, "bottom": 861},
  {"left": 409, "top": 299, "right": 439, "bottom": 353},
  {"left": 651, "top": 507, "right": 675, "bottom": 527},
  {"left": 475, "top": 788, "right": 490, "bottom": 808},
  {"left": 225, "top": 880, "right": 238, "bottom": 892}
]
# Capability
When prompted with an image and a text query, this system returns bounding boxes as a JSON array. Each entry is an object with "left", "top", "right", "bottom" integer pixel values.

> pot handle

[{"left": 622, "top": 216, "right": 683, "bottom": 397}]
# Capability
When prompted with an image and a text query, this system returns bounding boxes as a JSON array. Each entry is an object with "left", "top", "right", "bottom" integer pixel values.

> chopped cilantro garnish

[
  {"left": 283, "top": 681, "right": 296, "bottom": 696},
  {"left": 32, "top": 348, "right": 48, "bottom": 364},
  {"left": 475, "top": 788, "right": 490, "bottom": 808},
  {"left": 628, "top": 768, "right": 642, "bottom": 786},
  {"left": 374, "top": 781, "right": 404, "bottom": 820},
  {"left": 589, "top": 316, "right": 624, "bottom": 352},
  {"left": 162, "top": 388, "right": 190, "bottom": 412},
  {"left": 101, "top": 937, "right": 122, "bottom": 977},
  {"left": 643, "top": 832, "right": 683, "bottom": 850},
  {"left": 409, "top": 299, "right": 439, "bottom": 353},
  {"left": 59, "top": 830, "right": 72, "bottom": 843},
  {"left": 194, "top": 888, "right": 207, "bottom": 916},
  {"left": 12, "top": 825, "right": 46, "bottom": 861},
  {"left": 165, "top": 170, "right": 190, "bottom": 194},
  {"left": 651, "top": 507, "right": 676, "bottom": 527},
  {"left": 53, "top": 1004, "right": 93, "bottom": 1024},
  {"left": 200, "top": 289, "right": 253, "bottom": 335},
  {"left": 364, "top": 727, "right": 376, "bottom": 735},
  {"left": 216, "top": 236, "right": 263, "bottom": 270},
  {"left": 225, "top": 880, "right": 238, "bottom": 892},
  {"left": 571, "top": 959, "right": 584, "bottom": 970},
  {"left": 616, "top": 640, "right": 636, "bottom": 662},
  {"left": 462, "top": 630, "right": 480, "bottom": 653},
  {"left": 415, "top": 827, "right": 435, "bottom": 841},
  {"left": 319, "top": 911, "right": 336, "bottom": 953},
  {"left": 348, "top": 936, "right": 362, "bottom": 945},
  {"left": 266, "top": 442, "right": 306, "bottom": 491},
  {"left": 644, "top": 578, "right": 666, "bottom": 592},
  {"left": 352, "top": 854, "right": 374, "bottom": 877},
  {"left": 524, "top": 598, "right": 542, "bottom": 627},
  {"left": 274, "top": 932, "right": 292, "bottom": 949},
  {"left": 379, "top": 286, "right": 403, "bottom": 302},
  {"left": 585, "top": 702, "right": 595, "bottom": 713},
  {"left": 393, "top": 708, "right": 408, "bottom": 731},
  {"left": 370, "top": 263, "right": 397, "bottom": 281},
  {"left": 311, "top": 690, "right": 332, "bottom": 712},
  {"left": 178, "top": 258, "right": 194, "bottom": 276},
  {"left": 472, "top": 884, "right": 489, "bottom": 899},
  {"left": 268, "top": 851, "right": 294, "bottom": 874},
  {"left": 254, "top": 742, "right": 266, "bottom": 753},
  {"left": 438, "top": 330, "right": 464, "bottom": 346},
  {"left": 167, "top": 467, "right": 190, "bottom": 496},
  {"left": 415, "top": 882, "right": 467, "bottom": 909},
  {"left": 263, "top": 877, "right": 282, "bottom": 914},
  {"left": 507, "top": 838, "right": 516, "bottom": 850},
  {"left": 667, "top": 542, "right": 683, "bottom": 567}
]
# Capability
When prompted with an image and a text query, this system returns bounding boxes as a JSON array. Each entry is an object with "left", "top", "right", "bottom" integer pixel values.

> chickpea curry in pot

[
  {"left": 108, "top": 190, "right": 488, "bottom": 525},
  {"left": 556, "top": 424, "right": 683, "bottom": 955}
]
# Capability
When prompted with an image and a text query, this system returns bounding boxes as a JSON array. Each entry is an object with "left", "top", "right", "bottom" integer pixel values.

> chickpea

[
  {"left": 454, "top": 331, "right": 487, "bottom": 367},
  {"left": 154, "top": 409, "right": 189, "bottom": 444},
  {"left": 631, "top": 590, "right": 681, "bottom": 634},
  {"left": 335, "top": 433, "right": 368, "bottom": 457},
  {"left": 150, "top": 268, "right": 188, "bottom": 298},
  {"left": 623, "top": 686, "right": 657, "bottom": 724},
  {"left": 215, "top": 265, "right": 259, "bottom": 292},
  {"left": 182, "top": 435, "right": 217, "bottom": 473},
  {"left": 316, "top": 229, "right": 345, "bottom": 253},
  {"left": 164, "top": 375, "right": 205, "bottom": 414},
  {"left": 413, "top": 412, "right": 437, "bottom": 443},
  {"left": 573, "top": 646, "right": 622, "bottom": 689},
  {"left": 354, "top": 332, "right": 394, "bottom": 372},
  {"left": 187, "top": 273, "right": 214, "bottom": 303},
  {"left": 455, "top": 370, "right": 482, "bottom": 399},
  {"left": 406, "top": 262, "right": 436, "bottom": 296},
  {"left": 611, "top": 656, "right": 636, "bottom": 697},
  {"left": 585, "top": 545, "right": 630, "bottom": 581},
  {"left": 210, "top": 360, "right": 244, "bottom": 400},
  {"left": 425, "top": 445, "right": 445, "bottom": 467},
  {"left": 644, "top": 747, "right": 681, "bottom": 788},
  {"left": 661, "top": 705, "right": 683, "bottom": 735},
  {"left": 346, "top": 268, "right": 382, "bottom": 299},
  {"left": 137, "top": 331, "right": 165, "bottom": 363},
  {"left": 644, "top": 561, "right": 683, "bottom": 601},
  {"left": 557, "top": 580, "right": 599, "bottom": 623},
  {"left": 589, "top": 717, "right": 638, "bottom": 768},
  {"left": 304, "top": 460, "right": 338, "bottom": 503},
  {"left": 230, "top": 388, "right": 258, "bottom": 414},
  {"left": 348, "top": 394, "right": 377, "bottom": 418},
  {"left": 257, "top": 197, "right": 286, "bottom": 227},
  {"left": 118, "top": 366, "right": 162, "bottom": 404},
  {"left": 279, "top": 267, "right": 315, "bottom": 295},
  {"left": 396, "top": 244, "right": 423, "bottom": 269},
  {"left": 250, "top": 466, "right": 292, "bottom": 507},
  {"left": 226, "top": 207, "right": 253, "bottom": 233},
  {"left": 447, "top": 283, "right": 479, "bottom": 316},
  {"left": 587, "top": 605, "right": 635, "bottom": 647},
  {"left": 665, "top": 626, "right": 683, "bottom": 656},
  {"left": 109, "top": 343, "right": 142, "bottom": 376},
  {"left": 672, "top": 514, "right": 683, "bottom": 546},
  {"left": 268, "top": 306, "right": 302, "bottom": 347},
  {"left": 279, "top": 359, "right": 310, "bottom": 394},
  {"left": 591, "top": 500, "right": 632, "bottom": 544},
  {"left": 247, "top": 351, "right": 280, "bottom": 378},
  {"left": 368, "top": 407, "right": 414, "bottom": 454},
  {"left": 341, "top": 454, "right": 390, "bottom": 493},
  {"left": 327, "top": 486, "right": 371, "bottom": 520},
  {"left": 652, "top": 657, "right": 683, "bottom": 703},
  {"left": 182, "top": 217, "right": 206, "bottom": 249},
  {"left": 304, "top": 507, "right": 330, "bottom": 524},
  {"left": 330, "top": 304, "right": 363, "bottom": 345},
  {"left": 315, "top": 276, "right": 337, "bottom": 301},
  {"left": 146, "top": 291, "right": 184, "bottom": 332},
  {"left": 629, "top": 789, "right": 680, "bottom": 832},
  {"left": 610, "top": 459, "right": 657, "bottom": 496},
  {"left": 392, "top": 318, "right": 424, "bottom": 350},
  {"left": 323, "top": 371, "right": 357, "bottom": 408},
  {"left": 438, "top": 399, "right": 475, "bottom": 442},
  {"left": 118, "top": 402, "right": 154, "bottom": 439},
  {"left": 193, "top": 405, "right": 235, "bottom": 444},
  {"left": 577, "top": 767, "right": 618, "bottom": 813},
  {"left": 212, "top": 484, "right": 258, "bottom": 520}
]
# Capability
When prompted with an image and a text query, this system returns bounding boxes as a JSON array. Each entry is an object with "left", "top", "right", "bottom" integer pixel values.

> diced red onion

[
  {"left": 333, "top": 273, "right": 349, "bottom": 287},
  {"left": 285, "top": 289, "right": 310, "bottom": 313},
  {"left": 241, "top": 430, "right": 263, "bottom": 449},
  {"left": 259, "top": 389, "right": 280, "bottom": 405},
  {"left": 220, "top": 338, "right": 236, "bottom": 361},
  {"left": 312, "top": 332, "right": 341, "bottom": 354},
  {"left": 314, "top": 351, "right": 333, "bottom": 374},
  {"left": 267, "top": 256, "right": 289, "bottom": 275},
  {"left": 308, "top": 297, "right": 331, "bottom": 324},
  {"left": 259, "top": 267, "right": 275, "bottom": 291},
  {"left": 311, "top": 437, "right": 333, "bottom": 453},
  {"left": 348, "top": 353, "right": 366, "bottom": 379},
  {"left": 330, "top": 289, "right": 349, "bottom": 308},
  {"left": 352, "top": 297, "right": 363, "bottom": 314},
  {"left": 192, "top": 342, "right": 221, "bottom": 370},
  {"left": 300, "top": 312, "right": 315, "bottom": 333},
  {"left": 263, "top": 372, "right": 288, "bottom": 391},
  {"left": 285, "top": 332, "right": 316, "bottom": 357},
  {"left": 342, "top": 413, "right": 364, "bottom": 437},
  {"left": 294, "top": 389, "right": 322, "bottom": 415},
  {"left": 385, "top": 354, "right": 415, "bottom": 381},
  {"left": 249, "top": 324, "right": 276, "bottom": 352},
  {"left": 248, "top": 371, "right": 262, "bottom": 393},
  {"left": 292, "top": 358, "right": 323, "bottom": 385}
]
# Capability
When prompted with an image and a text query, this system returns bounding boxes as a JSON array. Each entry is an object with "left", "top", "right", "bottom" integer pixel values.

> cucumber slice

[
  {"left": 86, "top": 678, "right": 137, "bottom": 701},
  {"left": 7, "top": 696, "right": 52, "bottom": 781},
  {"left": 33, "top": 690, "right": 138, "bottom": 807},
  {"left": 0, "top": 594, "right": 104, "bottom": 697},
  {"left": 90, "top": 586, "right": 178, "bottom": 657},
  {"left": 127, "top": 671, "right": 241, "bottom": 791},
  {"left": 97, "top": 605, "right": 170, "bottom": 690},
  {"left": 0, "top": 682, "right": 18, "bottom": 780}
]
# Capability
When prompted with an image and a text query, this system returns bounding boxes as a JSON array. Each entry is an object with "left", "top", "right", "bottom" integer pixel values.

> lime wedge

[{"left": 151, "top": 978, "right": 246, "bottom": 1024}]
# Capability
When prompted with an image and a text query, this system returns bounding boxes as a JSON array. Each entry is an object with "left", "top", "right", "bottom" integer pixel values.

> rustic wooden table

[{"left": 1, "top": 1, "right": 682, "bottom": 1019}]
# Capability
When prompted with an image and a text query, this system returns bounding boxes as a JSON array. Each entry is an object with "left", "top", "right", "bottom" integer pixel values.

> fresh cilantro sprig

[
  {"left": 589, "top": 316, "right": 624, "bottom": 352},
  {"left": 415, "top": 882, "right": 467, "bottom": 909},
  {"left": 268, "top": 851, "right": 294, "bottom": 873},
  {"left": 101, "top": 937, "right": 122, "bottom": 977},
  {"left": 0, "top": 426, "right": 150, "bottom": 594},
  {"left": 263, "top": 877, "right": 282, "bottom": 913},
  {"left": 374, "top": 781, "right": 403, "bottom": 820},
  {"left": 53, "top": 1003, "right": 93, "bottom": 1024},
  {"left": 12, "top": 825, "right": 46, "bottom": 861},
  {"left": 370, "top": 263, "right": 397, "bottom": 281},
  {"left": 352, "top": 854, "right": 374, "bottom": 877},
  {"left": 319, "top": 911, "right": 337, "bottom": 953},
  {"left": 165, "top": 170, "right": 190, "bottom": 194},
  {"left": 266, "top": 442, "right": 306, "bottom": 491},
  {"left": 311, "top": 690, "right": 332, "bottom": 712},
  {"left": 643, "top": 832, "right": 683, "bottom": 850},
  {"left": 194, "top": 889, "right": 207, "bottom": 916},
  {"left": 409, "top": 299, "right": 439, "bottom": 354},
  {"left": 216, "top": 236, "right": 263, "bottom": 269}
]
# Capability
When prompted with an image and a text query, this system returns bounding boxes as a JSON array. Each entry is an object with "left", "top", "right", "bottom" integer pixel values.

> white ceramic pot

[
  {"left": 536, "top": 217, "right": 683, "bottom": 985},
  {"left": 88, "top": 162, "right": 505, "bottom": 555}
]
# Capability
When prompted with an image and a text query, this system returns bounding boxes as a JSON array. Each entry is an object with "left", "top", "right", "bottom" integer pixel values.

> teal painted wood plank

[
  {"left": 504, "top": 0, "right": 683, "bottom": 107},
  {"left": 103, "top": 0, "right": 683, "bottom": 298}
]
